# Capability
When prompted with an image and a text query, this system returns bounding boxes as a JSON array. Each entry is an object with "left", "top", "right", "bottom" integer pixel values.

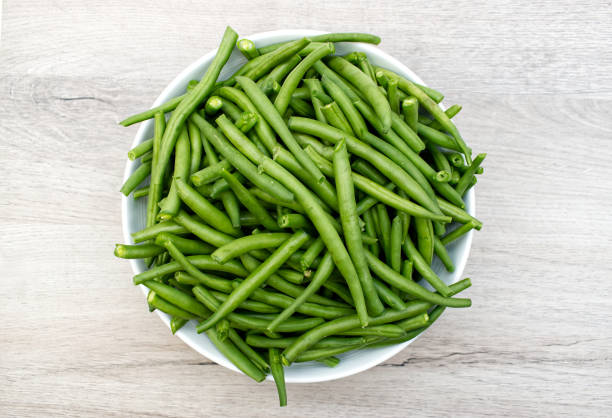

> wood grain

[{"left": 1, "top": 1, "right": 611, "bottom": 417}]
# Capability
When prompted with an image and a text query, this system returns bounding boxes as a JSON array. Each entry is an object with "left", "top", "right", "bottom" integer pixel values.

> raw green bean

[
  {"left": 375, "top": 204, "right": 391, "bottom": 262},
  {"left": 320, "top": 75, "right": 368, "bottom": 139},
  {"left": 366, "top": 250, "right": 470, "bottom": 306},
  {"left": 247, "top": 335, "right": 364, "bottom": 349},
  {"left": 249, "top": 188, "right": 304, "bottom": 213},
  {"left": 373, "top": 279, "right": 407, "bottom": 310},
  {"left": 362, "top": 208, "right": 379, "bottom": 257},
  {"left": 390, "top": 215, "right": 403, "bottom": 272},
  {"left": 170, "top": 316, "right": 188, "bottom": 334},
  {"left": 212, "top": 233, "right": 291, "bottom": 263},
  {"left": 211, "top": 291, "right": 281, "bottom": 314},
  {"left": 173, "top": 210, "right": 234, "bottom": 247},
  {"left": 375, "top": 67, "right": 471, "bottom": 163},
  {"left": 205, "top": 96, "right": 224, "bottom": 115},
  {"left": 120, "top": 161, "right": 151, "bottom": 196},
  {"left": 132, "top": 221, "right": 188, "bottom": 243},
  {"left": 228, "top": 329, "right": 270, "bottom": 373},
  {"left": 341, "top": 324, "right": 405, "bottom": 338},
  {"left": 313, "top": 61, "right": 363, "bottom": 102},
  {"left": 289, "top": 97, "right": 315, "bottom": 118},
  {"left": 237, "top": 39, "right": 260, "bottom": 60},
  {"left": 190, "top": 160, "right": 232, "bottom": 186},
  {"left": 402, "top": 97, "right": 418, "bottom": 132},
  {"left": 140, "top": 151, "right": 153, "bottom": 163},
  {"left": 433, "top": 236, "right": 455, "bottom": 272},
  {"left": 220, "top": 97, "right": 243, "bottom": 121},
  {"left": 274, "top": 43, "right": 335, "bottom": 115},
  {"left": 414, "top": 217, "right": 434, "bottom": 265},
  {"left": 219, "top": 169, "right": 280, "bottom": 231},
  {"left": 294, "top": 343, "right": 364, "bottom": 363},
  {"left": 300, "top": 237, "right": 325, "bottom": 271},
  {"left": 217, "top": 86, "right": 278, "bottom": 152},
  {"left": 114, "top": 243, "right": 163, "bottom": 259},
  {"left": 220, "top": 191, "right": 241, "bottom": 229},
  {"left": 282, "top": 301, "right": 431, "bottom": 364},
  {"left": 417, "top": 123, "right": 462, "bottom": 152},
  {"left": 389, "top": 112, "right": 425, "bottom": 153},
  {"left": 387, "top": 76, "right": 400, "bottom": 114},
  {"left": 128, "top": 137, "right": 153, "bottom": 160},
  {"left": 321, "top": 101, "right": 353, "bottom": 135},
  {"left": 402, "top": 237, "right": 452, "bottom": 296},
  {"left": 244, "top": 38, "right": 310, "bottom": 82},
  {"left": 277, "top": 269, "right": 307, "bottom": 285},
  {"left": 152, "top": 27, "right": 238, "bottom": 198},
  {"left": 216, "top": 319, "right": 230, "bottom": 342},
  {"left": 317, "top": 357, "right": 340, "bottom": 367},
  {"left": 147, "top": 291, "right": 197, "bottom": 320},
  {"left": 187, "top": 121, "right": 202, "bottom": 174},
  {"left": 205, "top": 327, "right": 266, "bottom": 382},
  {"left": 428, "top": 104, "right": 462, "bottom": 131},
  {"left": 326, "top": 56, "right": 391, "bottom": 132},
  {"left": 402, "top": 259, "right": 413, "bottom": 281},
  {"left": 158, "top": 126, "right": 191, "bottom": 219},
  {"left": 334, "top": 140, "right": 384, "bottom": 316},
  {"left": 196, "top": 231, "right": 309, "bottom": 332},
  {"left": 455, "top": 153, "right": 486, "bottom": 196},
  {"left": 143, "top": 280, "right": 210, "bottom": 317},
  {"left": 258, "top": 33, "right": 380, "bottom": 55},
  {"left": 175, "top": 179, "right": 238, "bottom": 236},
  {"left": 440, "top": 221, "right": 477, "bottom": 246},
  {"left": 304, "top": 145, "right": 450, "bottom": 222},
  {"left": 191, "top": 113, "right": 294, "bottom": 202},
  {"left": 120, "top": 94, "right": 184, "bottom": 127},
  {"left": 258, "top": 157, "right": 370, "bottom": 327},
  {"left": 175, "top": 271, "right": 232, "bottom": 292},
  {"left": 436, "top": 197, "right": 482, "bottom": 229},
  {"left": 234, "top": 112, "right": 258, "bottom": 134},
  {"left": 266, "top": 252, "right": 335, "bottom": 332},
  {"left": 269, "top": 348, "right": 287, "bottom": 406},
  {"left": 278, "top": 213, "right": 310, "bottom": 229}
]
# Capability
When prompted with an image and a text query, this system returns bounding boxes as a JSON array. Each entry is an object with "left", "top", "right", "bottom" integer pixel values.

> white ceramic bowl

[{"left": 122, "top": 29, "right": 475, "bottom": 383}]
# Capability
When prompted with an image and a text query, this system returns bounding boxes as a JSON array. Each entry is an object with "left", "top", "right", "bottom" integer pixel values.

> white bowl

[{"left": 122, "top": 29, "right": 475, "bottom": 383}]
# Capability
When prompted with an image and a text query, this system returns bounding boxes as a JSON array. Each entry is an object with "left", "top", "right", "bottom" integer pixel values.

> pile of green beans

[{"left": 117, "top": 28, "right": 484, "bottom": 406}]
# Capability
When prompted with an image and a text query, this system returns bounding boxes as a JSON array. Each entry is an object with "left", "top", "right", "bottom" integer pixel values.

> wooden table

[{"left": 2, "top": 1, "right": 611, "bottom": 416}]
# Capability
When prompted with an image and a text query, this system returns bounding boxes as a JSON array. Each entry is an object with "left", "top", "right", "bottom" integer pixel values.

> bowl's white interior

[{"left": 122, "top": 29, "right": 475, "bottom": 383}]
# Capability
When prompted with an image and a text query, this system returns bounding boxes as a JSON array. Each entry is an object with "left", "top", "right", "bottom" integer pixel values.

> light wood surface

[{"left": 1, "top": 1, "right": 611, "bottom": 416}]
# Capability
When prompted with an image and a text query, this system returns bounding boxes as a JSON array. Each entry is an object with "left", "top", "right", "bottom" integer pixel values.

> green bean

[
  {"left": 249, "top": 188, "right": 303, "bottom": 213},
  {"left": 341, "top": 324, "right": 405, "bottom": 338},
  {"left": 362, "top": 208, "right": 380, "bottom": 257},
  {"left": 455, "top": 153, "right": 486, "bottom": 196},
  {"left": 387, "top": 76, "right": 400, "bottom": 114},
  {"left": 187, "top": 121, "right": 203, "bottom": 174},
  {"left": 402, "top": 235, "right": 454, "bottom": 294},
  {"left": 373, "top": 278, "right": 407, "bottom": 310},
  {"left": 402, "top": 97, "right": 418, "bottom": 132},
  {"left": 219, "top": 97, "right": 243, "bottom": 121},
  {"left": 234, "top": 112, "right": 258, "bottom": 134},
  {"left": 219, "top": 169, "right": 280, "bottom": 231},
  {"left": 417, "top": 123, "right": 462, "bottom": 152},
  {"left": 140, "top": 151, "right": 153, "bottom": 163},
  {"left": 259, "top": 33, "right": 380, "bottom": 55},
  {"left": 258, "top": 54, "right": 302, "bottom": 93},
  {"left": 147, "top": 290, "right": 198, "bottom": 320},
  {"left": 190, "top": 160, "right": 231, "bottom": 186},
  {"left": 152, "top": 27, "right": 238, "bottom": 198},
  {"left": 321, "top": 101, "right": 353, "bottom": 135},
  {"left": 175, "top": 179, "right": 238, "bottom": 235},
  {"left": 191, "top": 113, "right": 294, "bottom": 202},
  {"left": 205, "top": 327, "right": 266, "bottom": 383},
  {"left": 144, "top": 280, "right": 210, "bottom": 317},
  {"left": 278, "top": 213, "right": 310, "bottom": 229},
  {"left": 172, "top": 210, "right": 234, "bottom": 247},
  {"left": 289, "top": 97, "right": 315, "bottom": 118},
  {"left": 247, "top": 335, "right": 364, "bottom": 350},
  {"left": 133, "top": 254, "right": 247, "bottom": 285},
  {"left": 276, "top": 268, "right": 306, "bottom": 285},
  {"left": 120, "top": 161, "right": 151, "bottom": 196},
  {"left": 128, "top": 137, "right": 153, "bottom": 161},
  {"left": 366, "top": 250, "right": 471, "bottom": 306},
  {"left": 244, "top": 38, "right": 310, "bottom": 82},
  {"left": 274, "top": 43, "right": 335, "bottom": 115},
  {"left": 320, "top": 75, "right": 368, "bottom": 139},
  {"left": 216, "top": 319, "right": 230, "bottom": 342},
  {"left": 237, "top": 39, "right": 260, "bottom": 60},
  {"left": 228, "top": 329, "right": 270, "bottom": 373},
  {"left": 175, "top": 271, "right": 232, "bottom": 293},
  {"left": 236, "top": 77, "right": 331, "bottom": 189},
  {"left": 220, "top": 191, "right": 241, "bottom": 229},
  {"left": 211, "top": 291, "right": 281, "bottom": 314},
  {"left": 170, "top": 316, "right": 188, "bottom": 334},
  {"left": 449, "top": 169, "right": 460, "bottom": 185},
  {"left": 131, "top": 221, "right": 188, "bottom": 243},
  {"left": 427, "top": 142, "right": 452, "bottom": 178},
  {"left": 269, "top": 348, "right": 287, "bottom": 406},
  {"left": 374, "top": 204, "right": 391, "bottom": 262},
  {"left": 326, "top": 56, "right": 391, "bottom": 132},
  {"left": 212, "top": 233, "right": 291, "bottom": 263},
  {"left": 375, "top": 68, "right": 471, "bottom": 163},
  {"left": 333, "top": 140, "right": 384, "bottom": 316},
  {"left": 266, "top": 252, "right": 336, "bottom": 333},
  {"left": 196, "top": 231, "right": 310, "bottom": 332},
  {"left": 205, "top": 96, "right": 224, "bottom": 115},
  {"left": 402, "top": 259, "right": 413, "bottom": 281},
  {"left": 428, "top": 104, "right": 462, "bottom": 131},
  {"left": 215, "top": 114, "right": 267, "bottom": 165},
  {"left": 294, "top": 343, "right": 365, "bottom": 363},
  {"left": 133, "top": 187, "right": 150, "bottom": 199},
  {"left": 271, "top": 147, "right": 338, "bottom": 211},
  {"left": 440, "top": 221, "right": 477, "bottom": 246},
  {"left": 289, "top": 117, "right": 443, "bottom": 215},
  {"left": 259, "top": 157, "right": 370, "bottom": 327},
  {"left": 355, "top": 52, "right": 376, "bottom": 83},
  {"left": 414, "top": 217, "right": 434, "bottom": 266},
  {"left": 217, "top": 87, "right": 278, "bottom": 153},
  {"left": 436, "top": 197, "right": 482, "bottom": 229},
  {"left": 282, "top": 301, "right": 431, "bottom": 364},
  {"left": 304, "top": 145, "right": 450, "bottom": 223},
  {"left": 312, "top": 61, "right": 362, "bottom": 102},
  {"left": 119, "top": 94, "right": 184, "bottom": 127},
  {"left": 390, "top": 216, "right": 403, "bottom": 272},
  {"left": 433, "top": 236, "right": 455, "bottom": 272},
  {"left": 158, "top": 126, "right": 191, "bottom": 219},
  {"left": 114, "top": 243, "right": 163, "bottom": 259},
  {"left": 300, "top": 237, "right": 325, "bottom": 271}
]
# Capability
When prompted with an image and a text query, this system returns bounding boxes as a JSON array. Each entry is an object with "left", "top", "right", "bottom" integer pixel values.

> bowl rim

[{"left": 121, "top": 29, "right": 475, "bottom": 383}]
